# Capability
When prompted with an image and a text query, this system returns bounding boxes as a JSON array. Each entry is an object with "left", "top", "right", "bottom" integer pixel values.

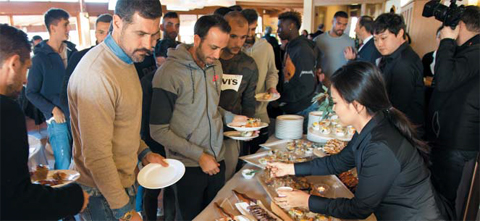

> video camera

[{"left": 422, "top": 0, "right": 466, "bottom": 28}]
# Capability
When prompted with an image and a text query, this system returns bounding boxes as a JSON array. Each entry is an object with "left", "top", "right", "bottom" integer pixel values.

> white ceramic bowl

[{"left": 241, "top": 169, "right": 256, "bottom": 179}]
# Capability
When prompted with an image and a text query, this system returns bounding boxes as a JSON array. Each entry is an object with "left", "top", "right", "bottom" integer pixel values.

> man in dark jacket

[
  {"left": 373, "top": 13, "right": 425, "bottom": 133},
  {"left": 0, "top": 23, "right": 88, "bottom": 221},
  {"left": 26, "top": 8, "right": 77, "bottom": 170},
  {"left": 428, "top": 6, "right": 480, "bottom": 219},
  {"left": 154, "top": 11, "right": 181, "bottom": 67},
  {"left": 263, "top": 26, "right": 282, "bottom": 72},
  {"left": 60, "top": 13, "right": 112, "bottom": 116},
  {"left": 277, "top": 11, "right": 318, "bottom": 131},
  {"left": 344, "top": 16, "right": 381, "bottom": 64}
]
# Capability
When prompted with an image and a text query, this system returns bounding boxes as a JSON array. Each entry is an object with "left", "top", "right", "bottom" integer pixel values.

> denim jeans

[
  {"left": 295, "top": 102, "right": 320, "bottom": 133},
  {"left": 47, "top": 120, "right": 72, "bottom": 169},
  {"left": 79, "top": 185, "right": 136, "bottom": 221}
]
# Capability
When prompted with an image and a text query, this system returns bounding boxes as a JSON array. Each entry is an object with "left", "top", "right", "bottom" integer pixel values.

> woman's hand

[
  {"left": 274, "top": 190, "right": 310, "bottom": 209},
  {"left": 266, "top": 162, "right": 295, "bottom": 177}
]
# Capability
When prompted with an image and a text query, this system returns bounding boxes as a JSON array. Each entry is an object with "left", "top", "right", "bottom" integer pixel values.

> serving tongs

[{"left": 215, "top": 202, "right": 235, "bottom": 221}]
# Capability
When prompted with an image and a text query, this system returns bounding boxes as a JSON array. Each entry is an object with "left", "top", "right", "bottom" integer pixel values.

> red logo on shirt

[{"left": 213, "top": 75, "right": 219, "bottom": 82}]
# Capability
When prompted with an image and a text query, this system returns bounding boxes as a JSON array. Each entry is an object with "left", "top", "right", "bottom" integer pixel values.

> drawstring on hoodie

[
  {"left": 188, "top": 64, "right": 195, "bottom": 104},
  {"left": 212, "top": 67, "right": 219, "bottom": 93}
]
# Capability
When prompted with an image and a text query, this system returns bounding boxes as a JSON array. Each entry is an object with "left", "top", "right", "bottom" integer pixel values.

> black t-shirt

[
  {"left": 155, "top": 38, "right": 180, "bottom": 58},
  {"left": 134, "top": 55, "right": 157, "bottom": 80}
]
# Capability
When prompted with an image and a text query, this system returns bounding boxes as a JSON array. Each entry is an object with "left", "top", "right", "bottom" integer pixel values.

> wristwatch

[{"left": 120, "top": 210, "right": 134, "bottom": 221}]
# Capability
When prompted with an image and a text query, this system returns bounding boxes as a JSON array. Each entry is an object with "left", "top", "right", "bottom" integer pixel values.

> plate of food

[
  {"left": 137, "top": 159, "right": 185, "bottom": 189},
  {"left": 255, "top": 92, "right": 280, "bottom": 102},
  {"left": 227, "top": 118, "right": 268, "bottom": 132},
  {"left": 30, "top": 165, "right": 80, "bottom": 188},
  {"left": 321, "top": 139, "right": 347, "bottom": 155},
  {"left": 309, "top": 120, "right": 354, "bottom": 142},
  {"left": 224, "top": 131, "right": 259, "bottom": 141}
]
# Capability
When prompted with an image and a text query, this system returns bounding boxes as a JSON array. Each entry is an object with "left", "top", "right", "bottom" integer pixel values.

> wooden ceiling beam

[{"left": 0, "top": 2, "right": 109, "bottom": 16}]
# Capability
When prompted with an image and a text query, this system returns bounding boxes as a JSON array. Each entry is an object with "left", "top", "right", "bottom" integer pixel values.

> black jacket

[
  {"left": 295, "top": 112, "right": 444, "bottom": 220},
  {"left": 140, "top": 72, "right": 165, "bottom": 156},
  {"left": 26, "top": 40, "right": 77, "bottom": 119},
  {"left": 427, "top": 35, "right": 480, "bottom": 151},
  {"left": 357, "top": 38, "right": 381, "bottom": 65},
  {"left": 60, "top": 46, "right": 94, "bottom": 115},
  {"left": 378, "top": 42, "right": 425, "bottom": 130},
  {"left": 219, "top": 52, "right": 258, "bottom": 117},
  {"left": 0, "top": 95, "right": 84, "bottom": 220},
  {"left": 422, "top": 51, "right": 435, "bottom": 78},
  {"left": 279, "top": 36, "right": 317, "bottom": 114}
]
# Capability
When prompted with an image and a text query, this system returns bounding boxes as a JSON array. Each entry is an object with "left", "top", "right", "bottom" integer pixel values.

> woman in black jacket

[{"left": 268, "top": 62, "right": 445, "bottom": 220}]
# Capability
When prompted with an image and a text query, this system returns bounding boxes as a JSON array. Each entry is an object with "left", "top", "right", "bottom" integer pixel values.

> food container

[{"left": 241, "top": 169, "right": 256, "bottom": 179}]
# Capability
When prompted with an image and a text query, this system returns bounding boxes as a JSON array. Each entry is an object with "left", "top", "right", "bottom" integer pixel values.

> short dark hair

[
  {"left": 278, "top": 11, "right": 302, "bottom": 30},
  {"left": 229, "top": 5, "right": 243, "bottom": 11},
  {"left": 0, "top": 24, "right": 31, "bottom": 65},
  {"left": 214, "top": 7, "right": 233, "bottom": 17},
  {"left": 241, "top": 9, "right": 259, "bottom": 25},
  {"left": 461, "top": 6, "right": 480, "bottom": 33},
  {"left": 163, "top": 12, "right": 179, "bottom": 20},
  {"left": 334, "top": 11, "right": 349, "bottom": 19},
  {"left": 358, "top": 15, "right": 374, "bottom": 34},
  {"left": 373, "top": 13, "right": 406, "bottom": 39},
  {"left": 44, "top": 8, "right": 70, "bottom": 32},
  {"left": 115, "top": 0, "right": 162, "bottom": 24},
  {"left": 31, "top": 35, "right": 43, "bottom": 42},
  {"left": 96, "top": 13, "right": 112, "bottom": 25},
  {"left": 194, "top": 15, "right": 231, "bottom": 39}
]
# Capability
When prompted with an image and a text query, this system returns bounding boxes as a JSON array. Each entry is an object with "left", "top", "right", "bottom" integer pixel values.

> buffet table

[{"left": 193, "top": 136, "right": 376, "bottom": 221}]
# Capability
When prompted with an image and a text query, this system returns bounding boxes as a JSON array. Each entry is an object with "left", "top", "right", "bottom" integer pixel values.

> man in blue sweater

[{"left": 26, "top": 8, "right": 77, "bottom": 170}]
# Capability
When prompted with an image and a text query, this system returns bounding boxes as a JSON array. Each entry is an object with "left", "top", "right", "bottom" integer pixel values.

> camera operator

[{"left": 428, "top": 5, "right": 480, "bottom": 220}]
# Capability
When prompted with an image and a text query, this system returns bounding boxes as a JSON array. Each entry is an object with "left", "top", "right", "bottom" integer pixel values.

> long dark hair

[{"left": 330, "top": 61, "right": 429, "bottom": 162}]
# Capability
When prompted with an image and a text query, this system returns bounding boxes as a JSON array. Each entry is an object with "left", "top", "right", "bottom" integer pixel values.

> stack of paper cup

[{"left": 275, "top": 115, "right": 304, "bottom": 139}]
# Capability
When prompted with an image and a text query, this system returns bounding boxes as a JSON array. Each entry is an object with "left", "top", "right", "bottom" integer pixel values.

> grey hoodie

[{"left": 150, "top": 44, "right": 234, "bottom": 167}]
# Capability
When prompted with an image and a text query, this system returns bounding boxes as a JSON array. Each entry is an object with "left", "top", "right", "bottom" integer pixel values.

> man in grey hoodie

[{"left": 149, "top": 15, "right": 246, "bottom": 220}]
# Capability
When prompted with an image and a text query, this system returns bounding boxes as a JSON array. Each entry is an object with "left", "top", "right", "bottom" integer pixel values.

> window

[
  {"left": 349, "top": 17, "right": 358, "bottom": 39},
  {"left": 178, "top": 14, "right": 197, "bottom": 44}
]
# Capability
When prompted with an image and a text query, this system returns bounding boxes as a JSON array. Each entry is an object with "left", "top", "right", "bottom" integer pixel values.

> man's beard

[
  {"left": 245, "top": 36, "right": 255, "bottom": 45},
  {"left": 224, "top": 46, "right": 241, "bottom": 55},
  {"left": 166, "top": 32, "right": 178, "bottom": 40},
  {"left": 196, "top": 42, "right": 215, "bottom": 65},
  {"left": 335, "top": 29, "right": 344, "bottom": 36},
  {"left": 131, "top": 48, "right": 152, "bottom": 63}
]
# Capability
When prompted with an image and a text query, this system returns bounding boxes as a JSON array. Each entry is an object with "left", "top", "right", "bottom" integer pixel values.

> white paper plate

[
  {"left": 227, "top": 122, "right": 268, "bottom": 132},
  {"left": 32, "top": 169, "right": 80, "bottom": 188},
  {"left": 138, "top": 159, "right": 185, "bottom": 189},
  {"left": 276, "top": 114, "right": 304, "bottom": 121},
  {"left": 224, "top": 131, "right": 259, "bottom": 141},
  {"left": 255, "top": 93, "right": 280, "bottom": 102}
]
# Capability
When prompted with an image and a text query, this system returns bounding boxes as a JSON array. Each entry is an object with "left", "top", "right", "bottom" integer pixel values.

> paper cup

[{"left": 276, "top": 186, "right": 293, "bottom": 197}]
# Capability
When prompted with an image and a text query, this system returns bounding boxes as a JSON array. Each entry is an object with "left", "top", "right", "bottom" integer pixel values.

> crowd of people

[{"left": 0, "top": 0, "right": 478, "bottom": 220}]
